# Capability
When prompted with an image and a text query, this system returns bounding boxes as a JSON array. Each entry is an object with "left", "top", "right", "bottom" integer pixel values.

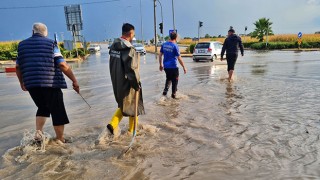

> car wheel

[{"left": 211, "top": 55, "right": 217, "bottom": 62}]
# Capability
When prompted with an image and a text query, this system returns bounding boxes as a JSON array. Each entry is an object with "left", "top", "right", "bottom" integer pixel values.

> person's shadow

[{"left": 224, "top": 83, "right": 243, "bottom": 115}]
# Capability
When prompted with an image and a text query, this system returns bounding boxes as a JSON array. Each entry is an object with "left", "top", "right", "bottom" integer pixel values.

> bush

[
  {"left": 77, "top": 48, "right": 86, "bottom": 57},
  {"left": 11, "top": 42, "right": 18, "bottom": 51},
  {"left": 307, "top": 42, "right": 320, "bottom": 48},
  {"left": 250, "top": 42, "right": 297, "bottom": 49},
  {"left": 185, "top": 44, "right": 196, "bottom": 53},
  {"left": 10, "top": 51, "right": 17, "bottom": 60},
  {"left": 250, "top": 40, "right": 320, "bottom": 50},
  {"left": 269, "top": 42, "right": 296, "bottom": 49},
  {"left": 189, "top": 44, "right": 196, "bottom": 53},
  {"left": 300, "top": 41, "right": 312, "bottom": 48},
  {"left": 250, "top": 43, "right": 267, "bottom": 50},
  {"left": 243, "top": 42, "right": 256, "bottom": 48},
  {"left": 0, "top": 50, "right": 16, "bottom": 60}
]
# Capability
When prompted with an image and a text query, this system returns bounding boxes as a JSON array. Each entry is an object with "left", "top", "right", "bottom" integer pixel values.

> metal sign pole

[{"left": 153, "top": 0, "right": 157, "bottom": 53}]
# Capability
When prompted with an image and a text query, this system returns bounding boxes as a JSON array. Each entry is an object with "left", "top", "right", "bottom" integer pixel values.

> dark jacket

[
  {"left": 221, "top": 34, "right": 244, "bottom": 58},
  {"left": 17, "top": 33, "right": 67, "bottom": 90},
  {"left": 109, "top": 38, "right": 145, "bottom": 116}
]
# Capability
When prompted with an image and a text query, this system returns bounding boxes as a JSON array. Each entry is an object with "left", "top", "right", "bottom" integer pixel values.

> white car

[
  {"left": 157, "top": 41, "right": 164, "bottom": 47},
  {"left": 133, "top": 43, "right": 146, "bottom": 55},
  {"left": 193, "top": 41, "right": 223, "bottom": 62},
  {"left": 88, "top": 44, "right": 101, "bottom": 52}
]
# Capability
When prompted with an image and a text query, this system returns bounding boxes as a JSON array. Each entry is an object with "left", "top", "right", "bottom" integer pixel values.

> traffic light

[
  {"left": 245, "top": 26, "right": 248, "bottom": 31},
  {"left": 159, "top": 23, "right": 163, "bottom": 34},
  {"left": 199, "top": 21, "right": 203, "bottom": 28}
]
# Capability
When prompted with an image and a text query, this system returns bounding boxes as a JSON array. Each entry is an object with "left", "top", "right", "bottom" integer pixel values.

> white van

[{"left": 193, "top": 41, "right": 223, "bottom": 62}]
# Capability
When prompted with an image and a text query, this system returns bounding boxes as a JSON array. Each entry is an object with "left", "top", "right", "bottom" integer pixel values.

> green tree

[
  {"left": 205, "top": 34, "right": 211, "bottom": 38},
  {"left": 165, "top": 36, "right": 170, "bottom": 41},
  {"left": 251, "top": 17, "right": 274, "bottom": 42}
]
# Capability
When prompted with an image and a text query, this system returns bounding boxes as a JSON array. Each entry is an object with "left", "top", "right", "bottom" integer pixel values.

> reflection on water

[
  {"left": 1, "top": 49, "right": 320, "bottom": 179},
  {"left": 251, "top": 64, "right": 268, "bottom": 75},
  {"left": 191, "top": 64, "right": 221, "bottom": 83}
]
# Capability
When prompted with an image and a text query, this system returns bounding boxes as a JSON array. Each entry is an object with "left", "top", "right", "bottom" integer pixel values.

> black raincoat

[
  {"left": 109, "top": 38, "right": 145, "bottom": 116},
  {"left": 221, "top": 34, "right": 244, "bottom": 58}
]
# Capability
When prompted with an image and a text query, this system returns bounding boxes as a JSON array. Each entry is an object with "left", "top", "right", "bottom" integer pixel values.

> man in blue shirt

[{"left": 159, "top": 32, "right": 187, "bottom": 98}]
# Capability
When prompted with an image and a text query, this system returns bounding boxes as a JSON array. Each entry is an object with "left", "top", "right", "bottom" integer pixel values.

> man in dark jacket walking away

[
  {"left": 16, "top": 23, "right": 79, "bottom": 144},
  {"left": 107, "top": 23, "right": 145, "bottom": 137},
  {"left": 221, "top": 28, "right": 244, "bottom": 82}
]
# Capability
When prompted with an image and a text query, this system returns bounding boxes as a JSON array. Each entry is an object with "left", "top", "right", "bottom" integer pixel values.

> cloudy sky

[{"left": 0, "top": 0, "right": 319, "bottom": 41}]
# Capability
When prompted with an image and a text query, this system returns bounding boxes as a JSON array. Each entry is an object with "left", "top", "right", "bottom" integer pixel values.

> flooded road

[{"left": 1, "top": 45, "right": 320, "bottom": 179}]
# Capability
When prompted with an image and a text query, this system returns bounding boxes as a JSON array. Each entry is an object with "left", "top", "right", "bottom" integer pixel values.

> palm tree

[{"left": 251, "top": 18, "right": 274, "bottom": 42}]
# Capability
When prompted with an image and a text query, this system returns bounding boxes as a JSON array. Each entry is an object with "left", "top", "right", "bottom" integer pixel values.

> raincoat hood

[{"left": 111, "top": 38, "right": 133, "bottom": 51}]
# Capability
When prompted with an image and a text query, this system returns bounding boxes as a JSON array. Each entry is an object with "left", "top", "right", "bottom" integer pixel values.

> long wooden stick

[
  {"left": 78, "top": 93, "right": 91, "bottom": 109},
  {"left": 124, "top": 90, "right": 139, "bottom": 153}
]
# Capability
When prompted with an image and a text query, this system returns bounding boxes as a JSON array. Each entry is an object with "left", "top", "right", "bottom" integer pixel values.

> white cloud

[{"left": 307, "top": 0, "right": 320, "bottom": 5}]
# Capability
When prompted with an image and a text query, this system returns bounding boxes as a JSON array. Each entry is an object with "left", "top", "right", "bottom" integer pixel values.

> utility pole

[
  {"left": 157, "top": 0, "right": 164, "bottom": 42},
  {"left": 72, "top": 24, "right": 79, "bottom": 57},
  {"left": 244, "top": 26, "right": 247, "bottom": 43},
  {"left": 172, "top": 0, "right": 176, "bottom": 31},
  {"left": 140, "top": 0, "right": 144, "bottom": 45},
  {"left": 198, "top": 21, "right": 203, "bottom": 43},
  {"left": 153, "top": 0, "right": 157, "bottom": 53},
  {"left": 60, "top": 32, "right": 64, "bottom": 42},
  {"left": 266, "top": 24, "right": 269, "bottom": 47}
]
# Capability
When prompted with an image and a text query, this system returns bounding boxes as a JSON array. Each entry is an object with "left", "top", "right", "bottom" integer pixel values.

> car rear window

[
  {"left": 214, "top": 43, "right": 222, "bottom": 49},
  {"left": 195, "top": 43, "right": 210, "bottom": 49}
]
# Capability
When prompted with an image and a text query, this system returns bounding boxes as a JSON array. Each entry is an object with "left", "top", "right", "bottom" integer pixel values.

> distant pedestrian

[
  {"left": 221, "top": 28, "right": 244, "bottom": 82},
  {"left": 107, "top": 23, "right": 145, "bottom": 137},
  {"left": 159, "top": 32, "right": 187, "bottom": 98},
  {"left": 16, "top": 23, "right": 79, "bottom": 144}
]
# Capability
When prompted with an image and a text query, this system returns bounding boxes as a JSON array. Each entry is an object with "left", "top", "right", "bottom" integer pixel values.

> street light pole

[
  {"left": 140, "top": 0, "right": 144, "bottom": 45},
  {"left": 266, "top": 24, "right": 269, "bottom": 47},
  {"left": 172, "top": 0, "right": 176, "bottom": 31},
  {"left": 157, "top": 0, "right": 164, "bottom": 42},
  {"left": 124, "top": 6, "right": 131, "bottom": 23},
  {"left": 153, "top": 0, "right": 157, "bottom": 53},
  {"left": 198, "top": 21, "right": 200, "bottom": 43}
]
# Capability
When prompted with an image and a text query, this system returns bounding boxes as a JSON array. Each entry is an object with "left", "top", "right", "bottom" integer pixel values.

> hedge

[{"left": 249, "top": 41, "right": 320, "bottom": 50}]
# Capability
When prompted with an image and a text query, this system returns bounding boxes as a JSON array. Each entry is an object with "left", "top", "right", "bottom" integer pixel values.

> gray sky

[{"left": 0, "top": 0, "right": 319, "bottom": 41}]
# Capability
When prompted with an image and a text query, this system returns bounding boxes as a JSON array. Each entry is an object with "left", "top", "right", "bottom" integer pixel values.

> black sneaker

[
  {"left": 162, "top": 91, "right": 167, "bottom": 96},
  {"left": 171, "top": 94, "right": 176, "bottom": 99},
  {"left": 107, "top": 124, "right": 114, "bottom": 135}
]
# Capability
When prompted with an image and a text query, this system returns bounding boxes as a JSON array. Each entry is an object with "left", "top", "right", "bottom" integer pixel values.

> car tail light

[{"left": 208, "top": 48, "right": 212, "bottom": 52}]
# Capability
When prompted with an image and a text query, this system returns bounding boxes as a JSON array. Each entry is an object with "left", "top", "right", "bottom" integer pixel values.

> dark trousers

[
  {"left": 226, "top": 53, "right": 238, "bottom": 71},
  {"left": 164, "top": 68, "right": 179, "bottom": 95},
  {"left": 28, "top": 88, "right": 69, "bottom": 126}
]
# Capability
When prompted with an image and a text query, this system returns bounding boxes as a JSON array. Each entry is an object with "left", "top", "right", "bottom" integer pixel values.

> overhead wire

[{"left": 0, "top": 0, "right": 120, "bottom": 10}]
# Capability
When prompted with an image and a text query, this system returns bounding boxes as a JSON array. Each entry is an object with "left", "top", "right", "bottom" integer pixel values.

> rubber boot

[
  {"left": 128, "top": 116, "right": 139, "bottom": 134},
  {"left": 108, "top": 108, "right": 123, "bottom": 134}
]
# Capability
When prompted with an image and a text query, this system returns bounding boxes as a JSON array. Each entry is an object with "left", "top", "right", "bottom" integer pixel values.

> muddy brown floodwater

[{"left": 1, "top": 46, "right": 320, "bottom": 179}]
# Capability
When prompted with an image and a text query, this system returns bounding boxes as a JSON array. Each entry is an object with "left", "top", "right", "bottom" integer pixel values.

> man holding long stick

[
  {"left": 16, "top": 23, "right": 79, "bottom": 144},
  {"left": 106, "top": 23, "right": 145, "bottom": 137}
]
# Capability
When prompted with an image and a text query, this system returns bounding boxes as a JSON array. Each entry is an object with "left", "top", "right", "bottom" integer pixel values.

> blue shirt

[{"left": 160, "top": 41, "right": 180, "bottom": 69}]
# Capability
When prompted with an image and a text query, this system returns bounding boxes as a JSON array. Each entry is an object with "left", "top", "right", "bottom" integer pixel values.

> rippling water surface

[{"left": 1, "top": 45, "right": 320, "bottom": 179}]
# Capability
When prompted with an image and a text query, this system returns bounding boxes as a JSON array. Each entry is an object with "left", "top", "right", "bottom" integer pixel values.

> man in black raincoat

[
  {"left": 221, "top": 28, "right": 244, "bottom": 82},
  {"left": 107, "top": 23, "right": 145, "bottom": 136}
]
